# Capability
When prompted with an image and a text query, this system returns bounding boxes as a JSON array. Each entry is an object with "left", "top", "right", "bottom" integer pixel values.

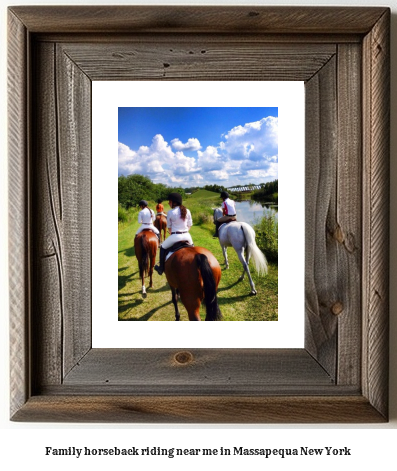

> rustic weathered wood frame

[{"left": 8, "top": 6, "right": 390, "bottom": 423}]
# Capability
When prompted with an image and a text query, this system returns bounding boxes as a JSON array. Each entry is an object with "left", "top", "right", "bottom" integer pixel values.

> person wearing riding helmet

[
  {"left": 213, "top": 191, "right": 237, "bottom": 238},
  {"left": 135, "top": 200, "right": 160, "bottom": 240},
  {"left": 155, "top": 198, "right": 166, "bottom": 216},
  {"left": 154, "top": 192, "right": 193, "bottom": 275}
]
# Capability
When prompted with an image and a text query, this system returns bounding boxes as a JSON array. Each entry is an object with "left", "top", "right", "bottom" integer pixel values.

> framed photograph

[
  {"left": 8, "top": 6, "right": 390, "bottom": 423},
  {"left": 93, "top": 81, "right": 304, "bottom": 347}
]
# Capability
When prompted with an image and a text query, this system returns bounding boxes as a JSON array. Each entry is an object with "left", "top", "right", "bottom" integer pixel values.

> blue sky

[{"left": 118, "top": 107, "right": 278, "bottom": 188}]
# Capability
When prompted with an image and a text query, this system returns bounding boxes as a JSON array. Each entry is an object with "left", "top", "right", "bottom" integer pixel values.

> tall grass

[
  {"left": 118, "top": 204, "right": 139, "bottom": 229},
  {"left": 254, "top": 213, "right": 278, "bottom": 263}
]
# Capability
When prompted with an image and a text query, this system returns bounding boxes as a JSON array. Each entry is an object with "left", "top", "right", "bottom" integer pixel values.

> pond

[{"left": 234, "top": 200, "right": 278, "bottom": 226}]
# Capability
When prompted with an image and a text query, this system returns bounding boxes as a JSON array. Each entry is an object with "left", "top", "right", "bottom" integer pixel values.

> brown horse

[
  {"left": 165, "top": 246, "right": 222, "bottom": 321},
  {"left": 154, "top": 214, "right": 167, "bottom": 242},
  {"left": 134, "top": 230, "right": 158, "bottom": 297}
]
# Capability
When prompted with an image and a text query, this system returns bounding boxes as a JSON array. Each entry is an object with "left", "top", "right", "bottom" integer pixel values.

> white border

[{"left": 92, "top": 81, "right": 304, "bottom": 348}]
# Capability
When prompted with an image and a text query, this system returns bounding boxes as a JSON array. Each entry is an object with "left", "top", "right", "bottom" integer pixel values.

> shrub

[
  {"left": 118, "top": 204, "right": 128, "bottom": 223},
  {"left": 254, "top": 213, "right": 278, "bottom": 263}
]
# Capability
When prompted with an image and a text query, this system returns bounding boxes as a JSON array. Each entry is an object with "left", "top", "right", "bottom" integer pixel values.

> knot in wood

[
  {"left": 333, "top": 225, "right": 344, "bottom": 244},
  {"left": 174, "top": 351, "right": 193, "bottom": 365},
  {"left": 331, "top": 302, "right": 344, "bottom": 316}
]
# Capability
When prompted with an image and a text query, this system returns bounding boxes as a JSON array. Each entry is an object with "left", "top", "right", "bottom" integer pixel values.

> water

[{"left": 234, "top": 200, "right": 278, "bottom": 225}]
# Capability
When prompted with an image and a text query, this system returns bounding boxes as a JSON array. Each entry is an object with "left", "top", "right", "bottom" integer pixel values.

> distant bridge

[{"left": 227, "top": 185, "right": 263, "bottom": 193}]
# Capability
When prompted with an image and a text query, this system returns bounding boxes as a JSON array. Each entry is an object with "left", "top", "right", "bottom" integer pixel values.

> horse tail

[
  {"left": 140, "top": 235, "right": 150, "bottom": 276},
  {"left": 196, "top": 254, "right": 222, "bottom": 321},
  {"left": 241, "top": 225, "right": 268, "bottom": 276}
]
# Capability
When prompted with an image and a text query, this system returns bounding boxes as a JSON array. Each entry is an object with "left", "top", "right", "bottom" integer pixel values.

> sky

[{"left": 118, "top": 107, "right": 278, "bottom": 188}]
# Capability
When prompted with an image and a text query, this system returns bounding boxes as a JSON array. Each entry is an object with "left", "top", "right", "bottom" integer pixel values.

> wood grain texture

[
  {"left": 305, "top": 44, "right": 363, "bottom": 385},
  {"left": 304, "top": 56, "right": 338, "bottom": 377},
  {"left": 56, "top": 45, "right": 91, "bottom": 377},
  {"left": 11, "top": 396, "right": 385, "bottom": 424},
  {"left": 32, "top": 42, "right": 63, "bottom": 387},
  {"left": 8, "top": 10, "right": 30, "bottom": 419},
  {"left": 9, "top": 6, "right": 387, "bottom": 34},
  {"left": 362, "top": 9, "right": 390, "bottom": 419},
  {"left": 59, "top": 42, "right": 335, "bottom": 82},
  {"left": 8, "top": 6, "right": 390, "bottom": 423},
  {"left": 335, "top": 44, "right": 362, "bottom": 386},
  {"left": 62, "top": 349, "right": 333, "bottom": 391},
  {"left": 31, "top": 42, "right": 92, "bottom": 388}
]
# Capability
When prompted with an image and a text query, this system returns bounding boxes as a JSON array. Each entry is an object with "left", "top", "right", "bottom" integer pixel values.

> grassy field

[{"left": 118, "top": 193, "right": 278, "bottom": 321}]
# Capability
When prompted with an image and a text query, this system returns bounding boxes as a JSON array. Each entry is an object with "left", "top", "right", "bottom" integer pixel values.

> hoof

[
  {"left": 238, "top": 276, "right": 244, "bottom": 282},
  {"left": 250, "top": 290, "right": 257, "bottom": 296}
]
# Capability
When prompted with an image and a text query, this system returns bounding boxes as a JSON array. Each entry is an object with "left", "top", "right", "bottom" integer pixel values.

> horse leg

[
  {"left": 222, "top": 246, "right": 229, "bottom": 269},
  {"left": 148, "top": 255, "right": 154, "bottom": 288},
  {"left": 237, "top": 248, "right": 257, "bottom": 295},
  {"left": 180, "top": 292, "right": 201, "bottom": 321},
  {"left": 171, "top": 287, "right": 180, "bottom": 321},
  {"left": 141, "top": 272, "right": 147, "bottom": 298}
]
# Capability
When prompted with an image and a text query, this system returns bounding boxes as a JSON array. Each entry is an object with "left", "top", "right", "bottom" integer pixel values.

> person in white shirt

[
  {"left": 154, "top": 192, "right": 193, "bottom": 275},
  {"left": 213, "top": 191, "right": 237, "bottom": 238},
  {"left": 135, "top": 200, "right": 160, "bottom": 240}
]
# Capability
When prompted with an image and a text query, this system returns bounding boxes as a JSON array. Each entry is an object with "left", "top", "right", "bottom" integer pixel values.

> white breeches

[
  {"left": 136, "top": 224, "right": 159, "bottom": 235},
  {"left": 161, "top": 232, "right": 193, "bottom": 249}
]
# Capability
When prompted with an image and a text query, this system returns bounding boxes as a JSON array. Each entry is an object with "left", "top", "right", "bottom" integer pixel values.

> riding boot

[
  {"left": 213, "top": 222, "right": 220, "bottom": 238},
  {"left": 154, "top": 247, "right": 166, "bottom": 275}
]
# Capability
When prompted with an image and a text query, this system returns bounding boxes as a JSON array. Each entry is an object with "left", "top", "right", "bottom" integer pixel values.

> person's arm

[
  {"left": 167, "top": 212, "right": 172, "bottom": 234},
  {"left": 186, "top": 210, "right": 193, "bottom": 230}
]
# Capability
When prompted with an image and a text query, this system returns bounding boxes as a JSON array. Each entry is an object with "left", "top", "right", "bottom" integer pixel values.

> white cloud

[
  {"left": 222, "top": 117, "right": 278, "bottom": 162},
  {"left": 118, "top": 116, "right": 278, "bottom": 187},
  {"left": 197, "top": 146, "right": 223, "bottom": 172},
  {"left": 171, "top": 137, "right": 202, "bottom": 152}
]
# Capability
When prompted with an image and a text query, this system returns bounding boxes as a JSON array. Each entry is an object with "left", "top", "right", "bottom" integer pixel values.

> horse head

[{"left": 213, "top": 207, "right": 223, "bottom": 222}]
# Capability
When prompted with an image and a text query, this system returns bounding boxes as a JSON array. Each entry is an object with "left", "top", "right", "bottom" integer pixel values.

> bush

[
  {"left": 118, "top": 204, "right": 139, "bottom": 227},
  {"left": 254, "top": 214, "right": 278, "bottom": 263},
  {"left": 252, "top": 180, "right": 278, "bottom": 203},
  {"left": 118, "top": 204, "right": 128, "bottom": 223},
  {"left": 118, "top": 174, "right": 186, "bottom": 209}
]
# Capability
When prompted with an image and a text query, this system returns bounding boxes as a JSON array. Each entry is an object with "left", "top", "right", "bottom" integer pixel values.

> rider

[
  {"left": 213, "top": 191, "right": 237, "bottom": 238},
  {"left": 154, "top": 192, "right": 193, "bottom": 275},
  {"left": 155, "top": 198, "right": 166, "bottom": 216},
  {"left": 135, "top": 200, "right": 160, "bottom": 241}
]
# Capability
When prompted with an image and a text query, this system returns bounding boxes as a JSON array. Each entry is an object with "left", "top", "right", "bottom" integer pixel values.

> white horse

[{"left": 213, "top": 207, "right": 268, "bottom": 295}]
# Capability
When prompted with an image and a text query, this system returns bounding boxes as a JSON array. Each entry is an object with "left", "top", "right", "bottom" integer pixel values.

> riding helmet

[
  {"left": 138, "top": 200, "right": 148, "bottom": 207},
  {"left": 220, "top": 191, "right": 229, "bottom": 199},
  {"left": 168, "top": 192, "right": 183, "bottom": 206}
]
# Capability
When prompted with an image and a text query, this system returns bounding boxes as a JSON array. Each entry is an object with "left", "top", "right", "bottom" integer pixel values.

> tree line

[
  {"left": 118, "top": 174, "right": 186, "bottom": 208},
  {"left": 252, "top": 179, "right": 278, "bottom": 202}
]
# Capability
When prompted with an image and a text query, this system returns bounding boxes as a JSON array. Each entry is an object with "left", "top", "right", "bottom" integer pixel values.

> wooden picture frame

[{"left": 8, "top": 6, "right": 390, "bottom": 423}]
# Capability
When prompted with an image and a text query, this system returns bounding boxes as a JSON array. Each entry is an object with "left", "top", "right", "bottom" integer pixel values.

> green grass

[
  {"left": 118, "top": 197, "right": 278, "bottom": 321},
  {"left": 189, "top": 189, "right": 220, "bottom": 199}
]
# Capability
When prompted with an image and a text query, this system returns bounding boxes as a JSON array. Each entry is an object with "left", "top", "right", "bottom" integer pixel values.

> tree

[{"left": 118, "top": 174, "right": 187, "bottom": 208}]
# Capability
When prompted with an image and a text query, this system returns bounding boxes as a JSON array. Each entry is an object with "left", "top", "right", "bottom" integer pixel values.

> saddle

[
  {"left": 165, "top": 241, "right": 194, "bottom": 262},
  {"left": 219, "top": 217, "right": 237, "bottom": 231}
]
